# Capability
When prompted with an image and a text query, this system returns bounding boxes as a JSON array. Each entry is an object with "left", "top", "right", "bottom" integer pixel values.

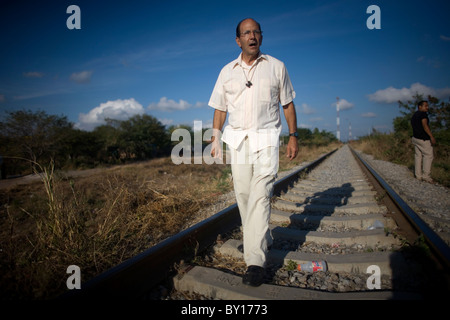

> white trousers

[
  {"left": 229, "top": 137, "right": 278, "bottom": 267},
  {"left": 411, "top": 137, "right": 434, "bottom": 180}
]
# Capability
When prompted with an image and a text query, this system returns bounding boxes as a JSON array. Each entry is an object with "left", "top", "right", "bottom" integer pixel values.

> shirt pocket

[
  {"left": 224, "top": 80, "right": 241, "bottom": 96},
  {"left": 259, "top": 78, "right": 279, "bottom": 103}
]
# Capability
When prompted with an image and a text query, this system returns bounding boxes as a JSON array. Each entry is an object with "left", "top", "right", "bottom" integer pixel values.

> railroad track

[{"left": 65, "top": 145, "right": 450, "bottom": 300}]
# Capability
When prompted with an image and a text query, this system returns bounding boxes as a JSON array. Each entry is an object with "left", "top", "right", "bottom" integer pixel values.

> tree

[
  {"left": 0, "top": 110, "right": 73, "bottom": 172},
  {"left": 118, "top": 114, "right": 171, "bottom": 159},
  {"left": 93, "top": 123, "right": 122, "bottom": 162},
  {"left": 298, "top": 128, "right": 313, "bottom": 141},
  {"left": 428, "top": 96, "right": 450, "bottom": 132},
  {"left": 62, "top": 129, "right": 103, "bottom": 167},
  {"left": 281, "top": 128, "right": 337, "bottom": 146}
]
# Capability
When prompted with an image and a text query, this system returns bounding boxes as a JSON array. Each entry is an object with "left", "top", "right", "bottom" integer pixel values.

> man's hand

[
  {"left": 431, "top": 136, "right": 436, "bottom": 145},
  {"left": 422, "top": 118, "right": 436, "bottom": 146},
  {"left": 282, "top": 102, "right": 298, "bottom": 161},
  {"left": 210, "top": 136, "right": 223, "bottom": 159},
  {"left": 286, "top": 136, "right": 298, "bottom": 161},
  {"left": 211, "top": 110, "right": 226, "bottom": 158}
]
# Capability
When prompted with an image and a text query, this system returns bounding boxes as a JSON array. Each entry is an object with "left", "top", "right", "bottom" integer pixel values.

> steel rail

[
  {"left": 351, "top": 147, "right": 450, "bottom": 271},
  {"left": 62, "top": 148, "right": 337, "bottom": 299}
]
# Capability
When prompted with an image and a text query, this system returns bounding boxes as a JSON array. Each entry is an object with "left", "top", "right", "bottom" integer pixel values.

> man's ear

[{"left": 236, "top": 36, "right": 242, "bottom": 48}]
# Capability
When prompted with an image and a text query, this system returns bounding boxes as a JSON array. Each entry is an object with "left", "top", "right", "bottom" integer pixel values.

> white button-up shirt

[{"left": 209, "top": 53, "right": 296, "bottom": 152}]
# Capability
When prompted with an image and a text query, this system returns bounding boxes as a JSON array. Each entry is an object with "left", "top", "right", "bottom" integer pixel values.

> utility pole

[
  {"left": 336, "top": 97, "right": 340, "bottom": 141},
  {"left": 349, "top": 120, "right": 352, "bottom": 142}
]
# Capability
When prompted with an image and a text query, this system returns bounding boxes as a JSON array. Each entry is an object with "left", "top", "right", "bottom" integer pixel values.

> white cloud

[
  {"left": 23, "top": 71, "right": 44, "bottom": 78},
  {"left": 333, "top": 98, "right": 354, "bottom": 110},
  {"left": 368, "top": 82, "right": 450, "bottom": 103},
  {"left": 440, "top": 35, "right": 450, "bottom": 42},
  {"left": 361, "top": 112, "right": 376, "bottom": 118},
  {"left": 76, "top": 98, "right": 144, "bottom": 131},
  {"left": 299, "top": 103, "right": 315, "bottom": 115},
  {"left": 147, "top": 97, "right": 205, "bottom": 112},
  {"left": 70, "top": 70, "right": 93, "bottom": 84}
]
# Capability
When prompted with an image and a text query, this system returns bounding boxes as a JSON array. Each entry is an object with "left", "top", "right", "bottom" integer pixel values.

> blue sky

[{"left": 1, "top": 0, "right": 449, "bottom": 140}]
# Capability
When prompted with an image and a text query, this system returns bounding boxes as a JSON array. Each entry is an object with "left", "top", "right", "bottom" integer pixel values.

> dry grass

[
  {"left": 1, "top": 157, "right": 232, "bottom": 299},
  {"left": 0, "top": 143, "right": 338, "bottom": 299}
]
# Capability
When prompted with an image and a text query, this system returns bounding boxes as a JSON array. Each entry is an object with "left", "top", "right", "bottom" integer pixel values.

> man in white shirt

[{"left": 209, "top": 18, "right": 298, "bottom": 287}]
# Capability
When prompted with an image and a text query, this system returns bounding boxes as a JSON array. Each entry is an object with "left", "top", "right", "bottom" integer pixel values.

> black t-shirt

[{"left": 411, "top": 111, "right": 430, "bottom": 140}]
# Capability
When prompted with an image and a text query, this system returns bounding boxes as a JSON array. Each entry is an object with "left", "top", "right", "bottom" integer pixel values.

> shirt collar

[{"left": 233, "top": 52, "right": 267, "bottom": 69}]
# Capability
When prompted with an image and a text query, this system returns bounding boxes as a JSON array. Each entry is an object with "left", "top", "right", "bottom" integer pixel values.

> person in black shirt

[{"left": 411, "top": 100, "right": 436, "bottom": 183}]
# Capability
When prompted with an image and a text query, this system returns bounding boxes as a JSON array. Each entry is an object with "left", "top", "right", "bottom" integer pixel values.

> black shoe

[{"left": 242, "top": 266, "right": 265, "bottom": 287}]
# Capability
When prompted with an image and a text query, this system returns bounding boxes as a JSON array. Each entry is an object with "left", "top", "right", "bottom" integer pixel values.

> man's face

[
  {"left": 419, "top": 102, "right": 429, "bottom": 112},
  {"left": 235, "top": 19, "right": 262, "bottom": 57}
]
